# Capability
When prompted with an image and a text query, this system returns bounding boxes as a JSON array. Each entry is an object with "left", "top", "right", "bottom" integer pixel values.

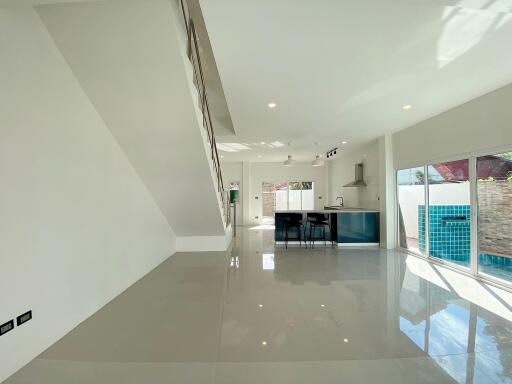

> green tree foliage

[
  {"left": 289, "top": 182, "right": 313, "bottom": 190},
  {"left": 496, "top": 152, "right": 512, "bottom": 161}
]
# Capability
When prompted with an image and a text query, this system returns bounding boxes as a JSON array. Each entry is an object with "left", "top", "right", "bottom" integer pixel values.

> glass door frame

[
  {"left": 395, "top": 166, "right": 429, "bottom": 256},
  {"left": 395, "top": 149, "right": 512, "bottom": 291}
]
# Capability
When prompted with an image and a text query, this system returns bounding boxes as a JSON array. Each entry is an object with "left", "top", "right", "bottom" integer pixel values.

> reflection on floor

[{"left": 6, "top": 227, "right": 512, "bottom": 384}]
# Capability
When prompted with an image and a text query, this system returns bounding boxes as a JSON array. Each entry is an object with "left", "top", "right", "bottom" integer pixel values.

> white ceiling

[
  {"left": 0, "top": 0, "right": 99, "bottom": 6},
  {"left": 199, "top": 0, "right": 512, "bottom": 162}
]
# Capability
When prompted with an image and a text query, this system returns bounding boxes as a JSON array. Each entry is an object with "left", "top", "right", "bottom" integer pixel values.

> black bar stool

[
  {"left": 284, "top": 213, "right": 305, "bottom": 249},
  {"left": 307, "top": 213, "right": 333, "bottom": 248}
]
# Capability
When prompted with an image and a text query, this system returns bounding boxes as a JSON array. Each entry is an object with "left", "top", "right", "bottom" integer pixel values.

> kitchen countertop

[{"left": 275, "top": 208, "right": 380, "bottom": 213}]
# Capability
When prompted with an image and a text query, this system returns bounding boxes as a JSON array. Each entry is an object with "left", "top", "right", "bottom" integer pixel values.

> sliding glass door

[
  {"left": 292, "top": 181, "right": 314, "bottom": 210},
  {"left": 477, "top": 152, "right": 512, "bottom": 282},
  {"left": 397, "top": 150, "right": 512, "bottom": 287},
  {"left": 261, "top": 181, "right": 315, "bottom": 222},
  {"left": 427, "top": 159, "right": 471, "bottom": 268}
]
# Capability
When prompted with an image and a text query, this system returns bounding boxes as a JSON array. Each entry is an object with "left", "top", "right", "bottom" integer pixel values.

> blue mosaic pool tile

[
  {"left": 418, "top": 205, "right": 471, "bottom": 266},
  {"left": 417, "top": 205, "right": 511, "bottom": 280}
]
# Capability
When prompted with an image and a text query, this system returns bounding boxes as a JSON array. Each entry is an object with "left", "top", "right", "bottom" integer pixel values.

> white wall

[
  {"left": 394, "top": 82, "right": 512, "bottom": 170},
  {"left": 328, "top": 140, "right": 380, "bottom": 209},
  {"left": 0, "top": 8, "right": 176, "bottom": 382},
  {"left": 429, "top": 183, "right": 471, "bottom": 206}
]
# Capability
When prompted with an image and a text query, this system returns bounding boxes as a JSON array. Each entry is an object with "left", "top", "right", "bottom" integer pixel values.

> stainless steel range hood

[{"left": 343, "top": 163, "right": 367, "bottom": 187}]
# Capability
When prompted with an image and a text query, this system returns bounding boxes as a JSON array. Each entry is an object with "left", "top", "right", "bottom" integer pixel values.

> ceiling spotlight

[
  {"left": 268, "top": 102, "right": 277, "bottom": 108},
  {"left": 258, "top": 304, "right": 263, "bottom": 308},
  {"left": 403, "top": 104, "right": 412, "bottom": 110},
  {"left": 342, "top": 141, "right": 348, "bottom": 145},
  {"left": 343, "top": 338, "right": 349, "bottom": 343},
  {"left": 312, "top": 155, "right": 325, "bottom": 167},
  {"left": 326, "top": 147, "right": 338, "bottom": 159},
  {"left": 283, "top": 155, "right": 295, "bottom": 166},
  {"left": 262, "top": 341, "right": 268, "bottom": 346}
]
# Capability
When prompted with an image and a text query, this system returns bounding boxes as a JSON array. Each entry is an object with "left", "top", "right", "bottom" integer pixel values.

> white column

[
  {"left": 379, "top": 133, "right": 396, "bottom": 249},
  {"left": 325, "top": 161, "right": 331, "bottom": 206},
  {"left": 242, "top": 161, "right": 251, "bottom": 225}
]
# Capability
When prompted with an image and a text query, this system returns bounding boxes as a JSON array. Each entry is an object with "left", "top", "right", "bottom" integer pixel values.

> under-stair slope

[{"left": 36, "top": 0, "right": 229, "bottom": 241}]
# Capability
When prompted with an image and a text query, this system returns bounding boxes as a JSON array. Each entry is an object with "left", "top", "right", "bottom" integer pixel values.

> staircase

[
  {"left": 36, "top": 0, "right": 232, "bottom": 248},
  {"left": 179, "top": 0, "right": 231, "bottom": 229}
]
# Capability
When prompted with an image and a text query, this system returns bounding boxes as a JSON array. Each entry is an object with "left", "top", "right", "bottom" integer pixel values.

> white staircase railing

[{"left": 179, "top": 0, "right": 231, "bottom": 228}]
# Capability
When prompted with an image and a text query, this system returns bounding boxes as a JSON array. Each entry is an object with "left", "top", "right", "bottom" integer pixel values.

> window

[
  {"left": 289, "top": 181, "right": 314, "bottom": 210},
  {"left": 288, "top": 182, "right": 302, "bottom": 210}
]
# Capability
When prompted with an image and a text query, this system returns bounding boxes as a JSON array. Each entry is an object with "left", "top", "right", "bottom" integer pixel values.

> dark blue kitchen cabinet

[{"left": 337, "top": 212, "right": 380, "bottom": 244}]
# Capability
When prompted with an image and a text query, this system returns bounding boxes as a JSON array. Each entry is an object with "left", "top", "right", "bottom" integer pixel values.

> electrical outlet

[
  {"left": 17, "top": 310, "right": 32, "bottom": 326},
  {"left": 0, "top": 320, "right": 14, "bottom": 336}
]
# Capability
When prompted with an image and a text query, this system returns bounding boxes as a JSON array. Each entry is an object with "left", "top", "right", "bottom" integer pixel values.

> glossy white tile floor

[{"left": 6, "top": 227, "right": 512, "bottom": 383}]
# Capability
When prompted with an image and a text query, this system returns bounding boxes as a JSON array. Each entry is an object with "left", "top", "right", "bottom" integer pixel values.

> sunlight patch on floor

[{"left": 249, "top": 224, "right": 275, "bottom": 230}]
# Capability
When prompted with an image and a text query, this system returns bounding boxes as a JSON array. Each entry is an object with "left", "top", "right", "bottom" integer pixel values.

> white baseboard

[
  {"left": 176, "top": 226, "right": 233, "bottom": 252},
  {"left": 337, "top": 243, "right": 380, "bottom": 247}
]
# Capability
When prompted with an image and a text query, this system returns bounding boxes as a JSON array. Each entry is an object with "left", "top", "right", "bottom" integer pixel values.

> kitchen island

[{"left": 275, "top": 208, "right": 380, "bottom": 246}]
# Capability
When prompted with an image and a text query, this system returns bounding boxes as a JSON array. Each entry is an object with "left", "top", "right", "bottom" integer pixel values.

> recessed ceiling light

[
  {"left": 257, "top": 155, "right": 263, "bottom": 158},
  {"left": 262, "top": 341, "right": 268, "bottom": 346},
  {"left": 260, "top": 141, "right": 266, "bottom": 145},
  {"left": 258, "top": 304, "right": 263, "bottom": 308},
  {"left": 343, "top": 338, "right": 349, "bottom": 343},
  {"left": 342, "top": 141, "right": 348, "bottom": 145},
  {"left": 403, "top": 104, "right": 412, "bottom": 110},
  {"left": 320, "top": 304, "right": 325, "bottom": 308},
  {"left": 268, "top": 102, "right": 277, "bottom": 109}
]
